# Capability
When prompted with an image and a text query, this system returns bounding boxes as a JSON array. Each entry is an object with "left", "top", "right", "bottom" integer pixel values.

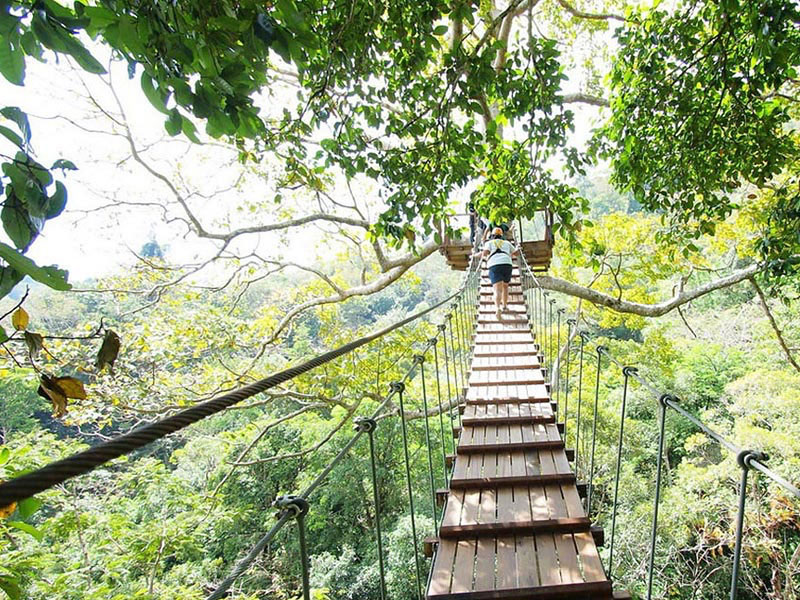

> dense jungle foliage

[{"left": 0, "top": 0, "right": 799, "bottom": 598}]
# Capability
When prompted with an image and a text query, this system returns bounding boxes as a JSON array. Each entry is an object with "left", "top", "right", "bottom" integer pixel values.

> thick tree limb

[
  {"left": 536, "top": 263, "right": 762, "bottom": 316},
  {"left": 749, "top": 278, "right": 800, "bottom": 373},
  {"left": 561, "top": 92, "right": 610, "bottom": 107},
  {"left": 554, "top": 0, "right": 626, "bottom": 22}
]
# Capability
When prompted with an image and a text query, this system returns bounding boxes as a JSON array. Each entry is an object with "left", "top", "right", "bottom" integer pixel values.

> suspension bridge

[{"left": 0, "top": 235, "right": 797, "bottom": 600}]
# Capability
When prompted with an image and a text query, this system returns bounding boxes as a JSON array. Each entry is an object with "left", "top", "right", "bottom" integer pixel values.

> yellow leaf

[
  {"left": 11, "top": 307, "right": 28, "bottom": 331},
  {"left": 53, "top": 376, "right": 87, "bottom": 400},
  {"left": 38, "top": 375, "right": 69, "bottom": 418},
  {"left": 0, "top": 483, "right": 15, "bottom": 519}
]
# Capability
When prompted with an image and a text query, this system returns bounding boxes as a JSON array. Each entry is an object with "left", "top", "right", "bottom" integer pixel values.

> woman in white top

[{"left": 474, "top": 227, "right": 519, "bottom": 319}]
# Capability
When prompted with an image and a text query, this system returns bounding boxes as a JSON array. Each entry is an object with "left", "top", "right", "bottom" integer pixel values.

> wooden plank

[
  {"left": 496, "top": 536, "right": 517, "bottom": 590},
  {"left": 451, "top": 539, "right": 476, "bottom": 593},
  {"left": 575, "top": 531, "right": 606, "bottom": 583},
  {"left": 473, "top": 538, "right": 495, "bottom": 591},
  {"left": 536, "top": 533, "right": 561, "bottom": 586},
  {"left": 515, "top": 535, "right": 540, "bottom": 589},
  {"left": 555, "top": 533, "right": 583, "bottom": 584},
  {"left": 429, "top": 539, "right": 456, "bottom": 595}
]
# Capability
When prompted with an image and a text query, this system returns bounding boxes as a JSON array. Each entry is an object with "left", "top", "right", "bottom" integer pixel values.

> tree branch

[
  {"left": 561, "top": 92, "right": 610, "bottom": 107},
  {"left": 554, "top": 0, "right": 626, "bottom": 22},
  {"left": 536, "top": 263, "right": 762, "bottom": 316},
  {"left": 749, "top": 278, "right": 800, "bottom": 373}
]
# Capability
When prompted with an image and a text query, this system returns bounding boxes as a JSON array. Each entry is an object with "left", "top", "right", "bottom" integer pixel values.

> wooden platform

[
  {"left": 427, "top": 261, "right": 614, "bottom": 600},
  {"left": 441, "top": 239, "right": 553, "bottom": 272}
]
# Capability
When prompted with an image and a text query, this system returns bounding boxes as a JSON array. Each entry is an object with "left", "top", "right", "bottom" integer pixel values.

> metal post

[
  {"left": 576, "top": 332, "right": 587, "bottom": 478},
  {"left": 609, "top": 366, "right": 637, "bottom": 576},
  {"left": 274, "top": 495, "right": 311, "bottom": 600},
  {"left": 440, "top": 324, "right": 457, "bottom": 454},
  {"left": 730, "top": 449, "right": 766, "bottom": 600},
  {"left": 548, "top": 298, "right": 555, "bottom": 372},
  {"left": 432, "top": 340, "right": 449, "bottom": 483},
  {"left": 587, "top": 346, "right": 605, "bottom": 515},
  {"left": 447, "top": 314, "right": 461, "bottom": 407},
  {"left": 646, "top": 396, "right": 670, "bottom": 600},
  {"left": 556, "top": 308, "right": 563, "bottom": 405},
  {"left": 392, "top": 381, "right": 423, "bottom": 600},
  {"left": 564, "top": 316, "right": 574, "bottom": 443},
  {"left": 355, "top": 418, "right": 387, "bottom": 600},
  {"left": 415, "top": 355, "right": 439, "bottom": 531}
]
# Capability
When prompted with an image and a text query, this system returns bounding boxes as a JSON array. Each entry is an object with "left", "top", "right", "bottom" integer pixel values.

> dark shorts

[{"left": 488, "top": 264, "right": 512, "bottom": 284}]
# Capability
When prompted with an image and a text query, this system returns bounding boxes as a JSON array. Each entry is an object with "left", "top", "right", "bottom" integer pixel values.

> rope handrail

[
  {"left": 0, "top": 255, "right": 481, "bottom": 508},
  {"left": 516, "top": 247, "right": 799, "bottom": 600},
  {"left": 516, "top": 249, "right": 800, "bottom": 500},
  {"left": 208, "top": 255, "right": 482, "bottom": 600}
]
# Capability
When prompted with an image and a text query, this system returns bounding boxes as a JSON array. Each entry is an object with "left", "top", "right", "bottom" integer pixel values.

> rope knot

[
  {"left": 389, "top": 381, "right": 405, "bottom": 394},
  {"left": 273, "top": 495, "right": 309, "bottom": 518},
  {"left": 353, "top": 417, "right": 377, "bottom": 434}
]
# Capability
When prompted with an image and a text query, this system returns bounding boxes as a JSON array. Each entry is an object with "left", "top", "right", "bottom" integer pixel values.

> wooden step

[
  {"left": 428, "top": 533, "right": 611, "bottom": 599},
  {"left": 440, "top": 516, "right": 591, "bottom": 539},
  {"left": 460, "top": 412, "right": 555, "bottom": 426},
  {"left": 466, "top": 383, "right": 549, "bottom": 403},
  {"left": 458, "top": 422, "right": 561, "bottom": 451},
  {"left": 450, "top": 448, "right": 574, "bottom": 489},
  {"left": 461, "top": 402, "right": 553, "bottom": 423},
  {"left": 468, "top": 368, "right": 545, "bottom": 386}
]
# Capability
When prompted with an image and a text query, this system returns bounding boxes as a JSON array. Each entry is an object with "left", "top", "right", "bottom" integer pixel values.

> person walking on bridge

[{"left": 474, "top": 227, "right": 519, "bottom": 319}]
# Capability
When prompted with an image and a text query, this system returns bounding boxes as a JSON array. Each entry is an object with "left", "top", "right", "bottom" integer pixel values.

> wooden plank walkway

[{"left": 427, "top": 264, "right": 620, "bottom": 600}]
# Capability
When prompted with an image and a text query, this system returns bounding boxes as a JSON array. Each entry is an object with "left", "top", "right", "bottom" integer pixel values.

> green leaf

[
  {"left": 0, "top": 35, "right": 24, "bottom": 85},
  {"left": 0, "top": 124, "right": 23, "bottom": 148},
  {"left": 0, "top": 575, "right": 22, "bottom": 600},
  {"left": 181, "top": 117, "right": 200, "bottom": 143},
  {"left": 46, "top": 181, "right": 67, "bottom": 218},
  {"left": 17, "top": 497, "right": 41, "bottom": 519},
  {"left": 140, "top": 72, "right": 170, "bottom": 115},
  {"left": 0, "top": 107, "right": 30, "bottom": 145},
  {"left": 0, "top": 242, "right": 70, "bottom": 290},
  {"left": 164, "top": 109, "right": 182, "bottom": 136},
  {"left": 0, "top": 267, "right": 23, "bottom": 299},
  {"left": 1, "top": 191, "right": 36, "bottom": 250},
  {"left": 7, "top": 520, "right": 43, "bottom": 541},
  {"left": 51, "top": 159, "right": 77, "bottom": 171}
]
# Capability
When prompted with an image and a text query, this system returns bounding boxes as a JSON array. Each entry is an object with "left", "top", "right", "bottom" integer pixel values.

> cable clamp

[
  {"left": 389, "top": 381, "right": 405, "bottom": 394},
  {"left": 658, "top": 393, "right": 676, "bottom": 408},
  {"left": 737, "top": 449, "right": 768, "bottom": 470},
  {"left": 274, "top": 495, "right": 309, "bottom": 518},
  {"left": 558, "top": 308, "right": 566, "bottom": 315},
  {"left": 413, "top": 354, "right": 425, "bottom": 365},
  {"left": 438, "top": 324, "right": 447, "bottom": 332},
  {"left": 622, "top": 366, "right": 639, "bottom": 377},
  {"left": 567, "top": 318, "right": 577, "bottom": 326},
  {"left": 354, "top": 417, "right": 377, "bottom": 434},
  {"left": 428, "top": 337, "right": 439, "bottom": 345}
]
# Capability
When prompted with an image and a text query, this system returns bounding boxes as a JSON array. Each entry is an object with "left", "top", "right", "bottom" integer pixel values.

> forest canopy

[{"left": 0, "top": 0, "right": 799, "bottom": 599}]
